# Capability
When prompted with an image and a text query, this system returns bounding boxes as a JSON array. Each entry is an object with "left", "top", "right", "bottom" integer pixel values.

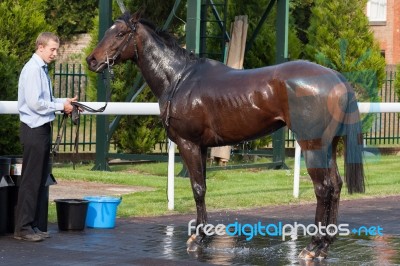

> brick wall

[
  {"left": 393, "top": 0, "right": 400, "bottom": 64},
  {"left": 369, "top": 0, "right": 400, "bottom": 65},
  {"left": 58, "top": 33, "right": 92, "bottom": 64}
]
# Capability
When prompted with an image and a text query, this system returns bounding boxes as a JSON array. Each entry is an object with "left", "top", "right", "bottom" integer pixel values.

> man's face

[{"left": 38, "top": 40, "right": 59, "bottom": 64}]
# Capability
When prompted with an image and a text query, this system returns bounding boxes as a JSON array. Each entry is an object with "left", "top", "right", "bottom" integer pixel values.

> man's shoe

[
  {"left": 32, "top": 227, "right": 50, "bottom": 238},
  {"left": 14, "top": 233, "right": 44, "bottom": 242}
]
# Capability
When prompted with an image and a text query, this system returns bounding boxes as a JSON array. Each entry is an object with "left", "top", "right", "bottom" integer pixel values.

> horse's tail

[{"left": 343, "top": 89, "right": 365, "bottom": 194}]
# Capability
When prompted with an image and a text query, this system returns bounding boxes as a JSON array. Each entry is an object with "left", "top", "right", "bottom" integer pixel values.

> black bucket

[{"left": 54, "top": 199, "right": 89, "bottom": 231}]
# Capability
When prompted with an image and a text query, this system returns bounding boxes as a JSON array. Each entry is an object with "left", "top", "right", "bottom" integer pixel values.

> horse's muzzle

[{"left": 86, "top": 55, "right": 106, "bottom": 73}]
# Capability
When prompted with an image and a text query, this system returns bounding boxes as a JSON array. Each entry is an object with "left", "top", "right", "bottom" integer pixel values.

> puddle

[
  {"left": 2, "top": 197, "right": 399, "bottom": 265},
  {"left": 148, "top": 224, "right": 400, "bottom": 265}
]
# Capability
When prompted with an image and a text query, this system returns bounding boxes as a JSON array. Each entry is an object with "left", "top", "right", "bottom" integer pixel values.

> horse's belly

[{"left": 202, "top": 113, "right": 285, "bottom": 146}]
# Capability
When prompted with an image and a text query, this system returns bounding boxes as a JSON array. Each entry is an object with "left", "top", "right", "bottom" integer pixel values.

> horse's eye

[{"left": 116, "top": 32, "right": 125, "bottom": 38}]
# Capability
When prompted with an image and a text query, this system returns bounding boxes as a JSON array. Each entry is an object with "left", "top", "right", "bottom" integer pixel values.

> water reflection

[
  {"left": 161, "top": 225, "right": 400, "bottom": 265},
  {"left": 162, "top": 225, "right": 175, "bottom": 259},
  {"left": 372, "top": 235, "right": 400, "bottom": 265}
]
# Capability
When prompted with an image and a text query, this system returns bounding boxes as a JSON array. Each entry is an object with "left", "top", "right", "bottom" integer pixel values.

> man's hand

[
  {"left": 66, "top": 95, "right": 78, "bottom": 103},
  {"left": 63, "top": 95, "right": 78, "bottom": 114},
  {"left": 63, "top": 102, "right": 74, "bottom": 114}
]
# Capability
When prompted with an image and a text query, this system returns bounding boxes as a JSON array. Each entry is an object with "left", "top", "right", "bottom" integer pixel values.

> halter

[{"left": 107, "top": 19, "right": 139, "bottom": 64}]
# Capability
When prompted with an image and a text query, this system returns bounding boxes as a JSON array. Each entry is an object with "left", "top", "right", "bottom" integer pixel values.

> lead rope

[{"left": 52, "top": 64, "right": 114, "bottom": 168}]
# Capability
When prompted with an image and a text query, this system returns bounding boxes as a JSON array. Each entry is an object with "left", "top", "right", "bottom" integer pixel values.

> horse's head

[{"left": 86, "top": 10, "right": 142, "bottom": 73}]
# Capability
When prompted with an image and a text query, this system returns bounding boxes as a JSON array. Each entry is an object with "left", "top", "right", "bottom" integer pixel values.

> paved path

[{"left": 0, "top": 196, "right": 399, "bottom": 265}]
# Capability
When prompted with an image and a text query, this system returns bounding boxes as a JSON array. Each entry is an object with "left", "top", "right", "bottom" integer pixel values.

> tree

[
  {"left": 0, "top": 0, "right": 53, "bottom": 155},
  {"left": 0, "top": 0, "right": 53, "bottom": 65},
  {"left": 0, "top": 40, "right": 22, "bottom": 155},
  {"left": 290, "top": 0, "right": 314, "bottom": 48},
  {"left": 44, "top": 0, "right": 98, "bottom": 42},
  {"left": 304, "top": 0, "right": 386, "bottom": 131}
]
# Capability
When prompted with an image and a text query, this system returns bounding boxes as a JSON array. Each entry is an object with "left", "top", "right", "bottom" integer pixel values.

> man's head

[{"left": 35, "top": 32, "right": 60, "bottom": 64}]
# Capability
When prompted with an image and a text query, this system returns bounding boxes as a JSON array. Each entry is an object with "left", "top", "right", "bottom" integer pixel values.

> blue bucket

[{"left": 83, "top": 196, "right": 121, "bottom": 229}]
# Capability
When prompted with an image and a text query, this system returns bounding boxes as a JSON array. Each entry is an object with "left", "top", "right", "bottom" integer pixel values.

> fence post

[
  {"left": 92, "top": 0, "right": 112, "bottom": 171},
  {"left": 272, "top": 0, "right": 289, "bottom": 169}
]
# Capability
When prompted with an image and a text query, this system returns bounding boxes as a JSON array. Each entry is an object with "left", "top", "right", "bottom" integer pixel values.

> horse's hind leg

[
  {"left": 298, "top": 139, "right": 342, "bottom": 260},
  {"left": 317, "top": 137, "right": 343, "bottom": 259},
  {"left": 298, "top": 165, "right": 331, "bottom": 260}
]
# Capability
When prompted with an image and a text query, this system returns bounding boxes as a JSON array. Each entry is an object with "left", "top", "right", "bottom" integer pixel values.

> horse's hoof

[
  {"left": 187, "top": 242, "right": 200, "bottom": 252},
  {"left": 186, "top": 234, "right": 197, "bottom": 246},
  {"left": 314, "top": 250, "right": 328, "bottom": 260},
  {"left": 298, "top": 248, "right": 315, "bottom": 260},
  {"left": 186, "top": 234, "right": 201, "bottom": 252}
]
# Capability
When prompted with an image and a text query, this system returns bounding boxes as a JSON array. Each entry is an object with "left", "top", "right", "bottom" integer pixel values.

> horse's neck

[{"left": 137, "top": 36, "right": 187, "bottom": 99}]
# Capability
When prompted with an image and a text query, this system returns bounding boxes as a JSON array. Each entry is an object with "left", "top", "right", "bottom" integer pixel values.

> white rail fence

[{"left": 1, "top": 101, "right": 400, "bottom": 209}]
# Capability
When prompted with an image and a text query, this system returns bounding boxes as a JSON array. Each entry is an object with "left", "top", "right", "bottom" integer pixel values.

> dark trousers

[{"left": 14, "top": 122, "right": 51, "bottom": 234}]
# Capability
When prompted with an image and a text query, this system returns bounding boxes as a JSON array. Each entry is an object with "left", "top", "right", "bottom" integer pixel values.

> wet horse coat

[
  {"left": 163, "top": 59, "right": 350, "bottom": 148},
  {"left": 87, "top": 11, "right": 365, "bottom": 260}
]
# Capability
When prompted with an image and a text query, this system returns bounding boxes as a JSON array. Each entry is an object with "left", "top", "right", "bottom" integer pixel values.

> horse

[{"left": 86, "top": 10, "right": 365, "bottom": 261}]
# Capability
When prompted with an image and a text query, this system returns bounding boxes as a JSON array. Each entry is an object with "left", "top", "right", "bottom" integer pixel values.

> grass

[{"left": 48, "top": 154, "right": 400, "bottom": 222}]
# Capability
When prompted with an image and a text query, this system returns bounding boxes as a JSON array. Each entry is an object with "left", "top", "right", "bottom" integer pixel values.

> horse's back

[
  {"left": 172, "top": 59, "right": 353, "bottom": 147},
  {"left": 276, "top": 60, "right": 353, "bottom": 145}
]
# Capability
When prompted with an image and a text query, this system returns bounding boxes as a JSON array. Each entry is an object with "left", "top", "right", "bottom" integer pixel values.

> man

[{"left": 15, "top": 32, "right": 76, "bottom": 242}]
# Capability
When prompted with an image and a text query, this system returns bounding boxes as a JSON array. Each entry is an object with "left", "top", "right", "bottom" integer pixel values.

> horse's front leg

[{"left": 176, "top": 139, "right": 208, "bottom": 251}]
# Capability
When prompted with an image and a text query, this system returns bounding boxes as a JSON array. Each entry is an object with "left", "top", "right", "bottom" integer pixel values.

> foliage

[
  {"left": 289, "top": 0, "right": 314, "bottom": 48},
  {"left": 0, "top": 0, "right": 53, "bottom": 155},
  {"left": 84, "top": 15, "right": 100, "bottom": 102},
  {"left": 111, "top": 62, "right": 166, "bottom": 154},
  {"left": 0, "top": 40, "right": 22, "bottom": 155},
  {"left": 44, "top": 0, "right": 98, "bottom": 42},
  {"left": 115, "top": 103, "right": 165, "bottom": 154},
  {"left": 227, "top": 0, "right": 303, "bottom": 67},
  {"left": 0, "top": 0, "right": 53, "bottom": 65},
  {"left": 395, "top": 64, "right": 400, "bottom": 99},
  {"left": 304, "top": 0, "right": 386, "bottom": 131}
]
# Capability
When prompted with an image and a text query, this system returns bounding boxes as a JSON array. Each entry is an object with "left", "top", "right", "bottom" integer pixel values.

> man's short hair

[{"left": 35, "top": 32, "right": 60, "bottom": 50}]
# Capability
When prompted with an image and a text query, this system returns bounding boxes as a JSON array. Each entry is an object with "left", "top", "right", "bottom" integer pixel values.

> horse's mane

[
  {"left": 119, "top": 13, "right": 197, "bottom": 61},
  {"left": 139, "top": 18, "right": 197, "bottom": 61}
]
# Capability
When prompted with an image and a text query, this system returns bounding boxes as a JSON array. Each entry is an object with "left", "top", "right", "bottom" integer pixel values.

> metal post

[
  {"left": 167, "top": 139, "right": 175, "bottom": 210},
  {"left": 93, "top": 0, "right": 112, "bottom": 171},
  {"left": 186, "top": 0, "right": 201, "bottom": 55},
  {"left": 272, "top": 0, "right": 289, "bottom": 168},
  {"left": 275, "top": 0, "right": 289, "bottom": 64}
]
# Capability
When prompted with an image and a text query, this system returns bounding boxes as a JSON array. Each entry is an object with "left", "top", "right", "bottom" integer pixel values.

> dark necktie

[{"left": 43, "top": 65, "right": 52, "bottom": 101}]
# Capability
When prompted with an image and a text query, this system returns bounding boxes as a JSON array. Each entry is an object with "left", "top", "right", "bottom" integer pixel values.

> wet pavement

[{"left": 0, "top": 196, "right": 399, "bottom": 265}]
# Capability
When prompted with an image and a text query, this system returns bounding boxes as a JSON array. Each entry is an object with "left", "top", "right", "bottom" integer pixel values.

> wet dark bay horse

[{"left": 87, "top": 11, "right": 365, "bottom": 260}]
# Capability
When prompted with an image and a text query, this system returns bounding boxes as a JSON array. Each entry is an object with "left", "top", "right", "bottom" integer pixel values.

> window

[{"left": 367, "top": 0, "right": 387, "bottom": 23}]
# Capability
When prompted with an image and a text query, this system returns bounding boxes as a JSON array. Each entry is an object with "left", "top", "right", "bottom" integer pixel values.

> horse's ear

[{"left": 131, "top": 5, "right": 146, "bottom": 22}]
